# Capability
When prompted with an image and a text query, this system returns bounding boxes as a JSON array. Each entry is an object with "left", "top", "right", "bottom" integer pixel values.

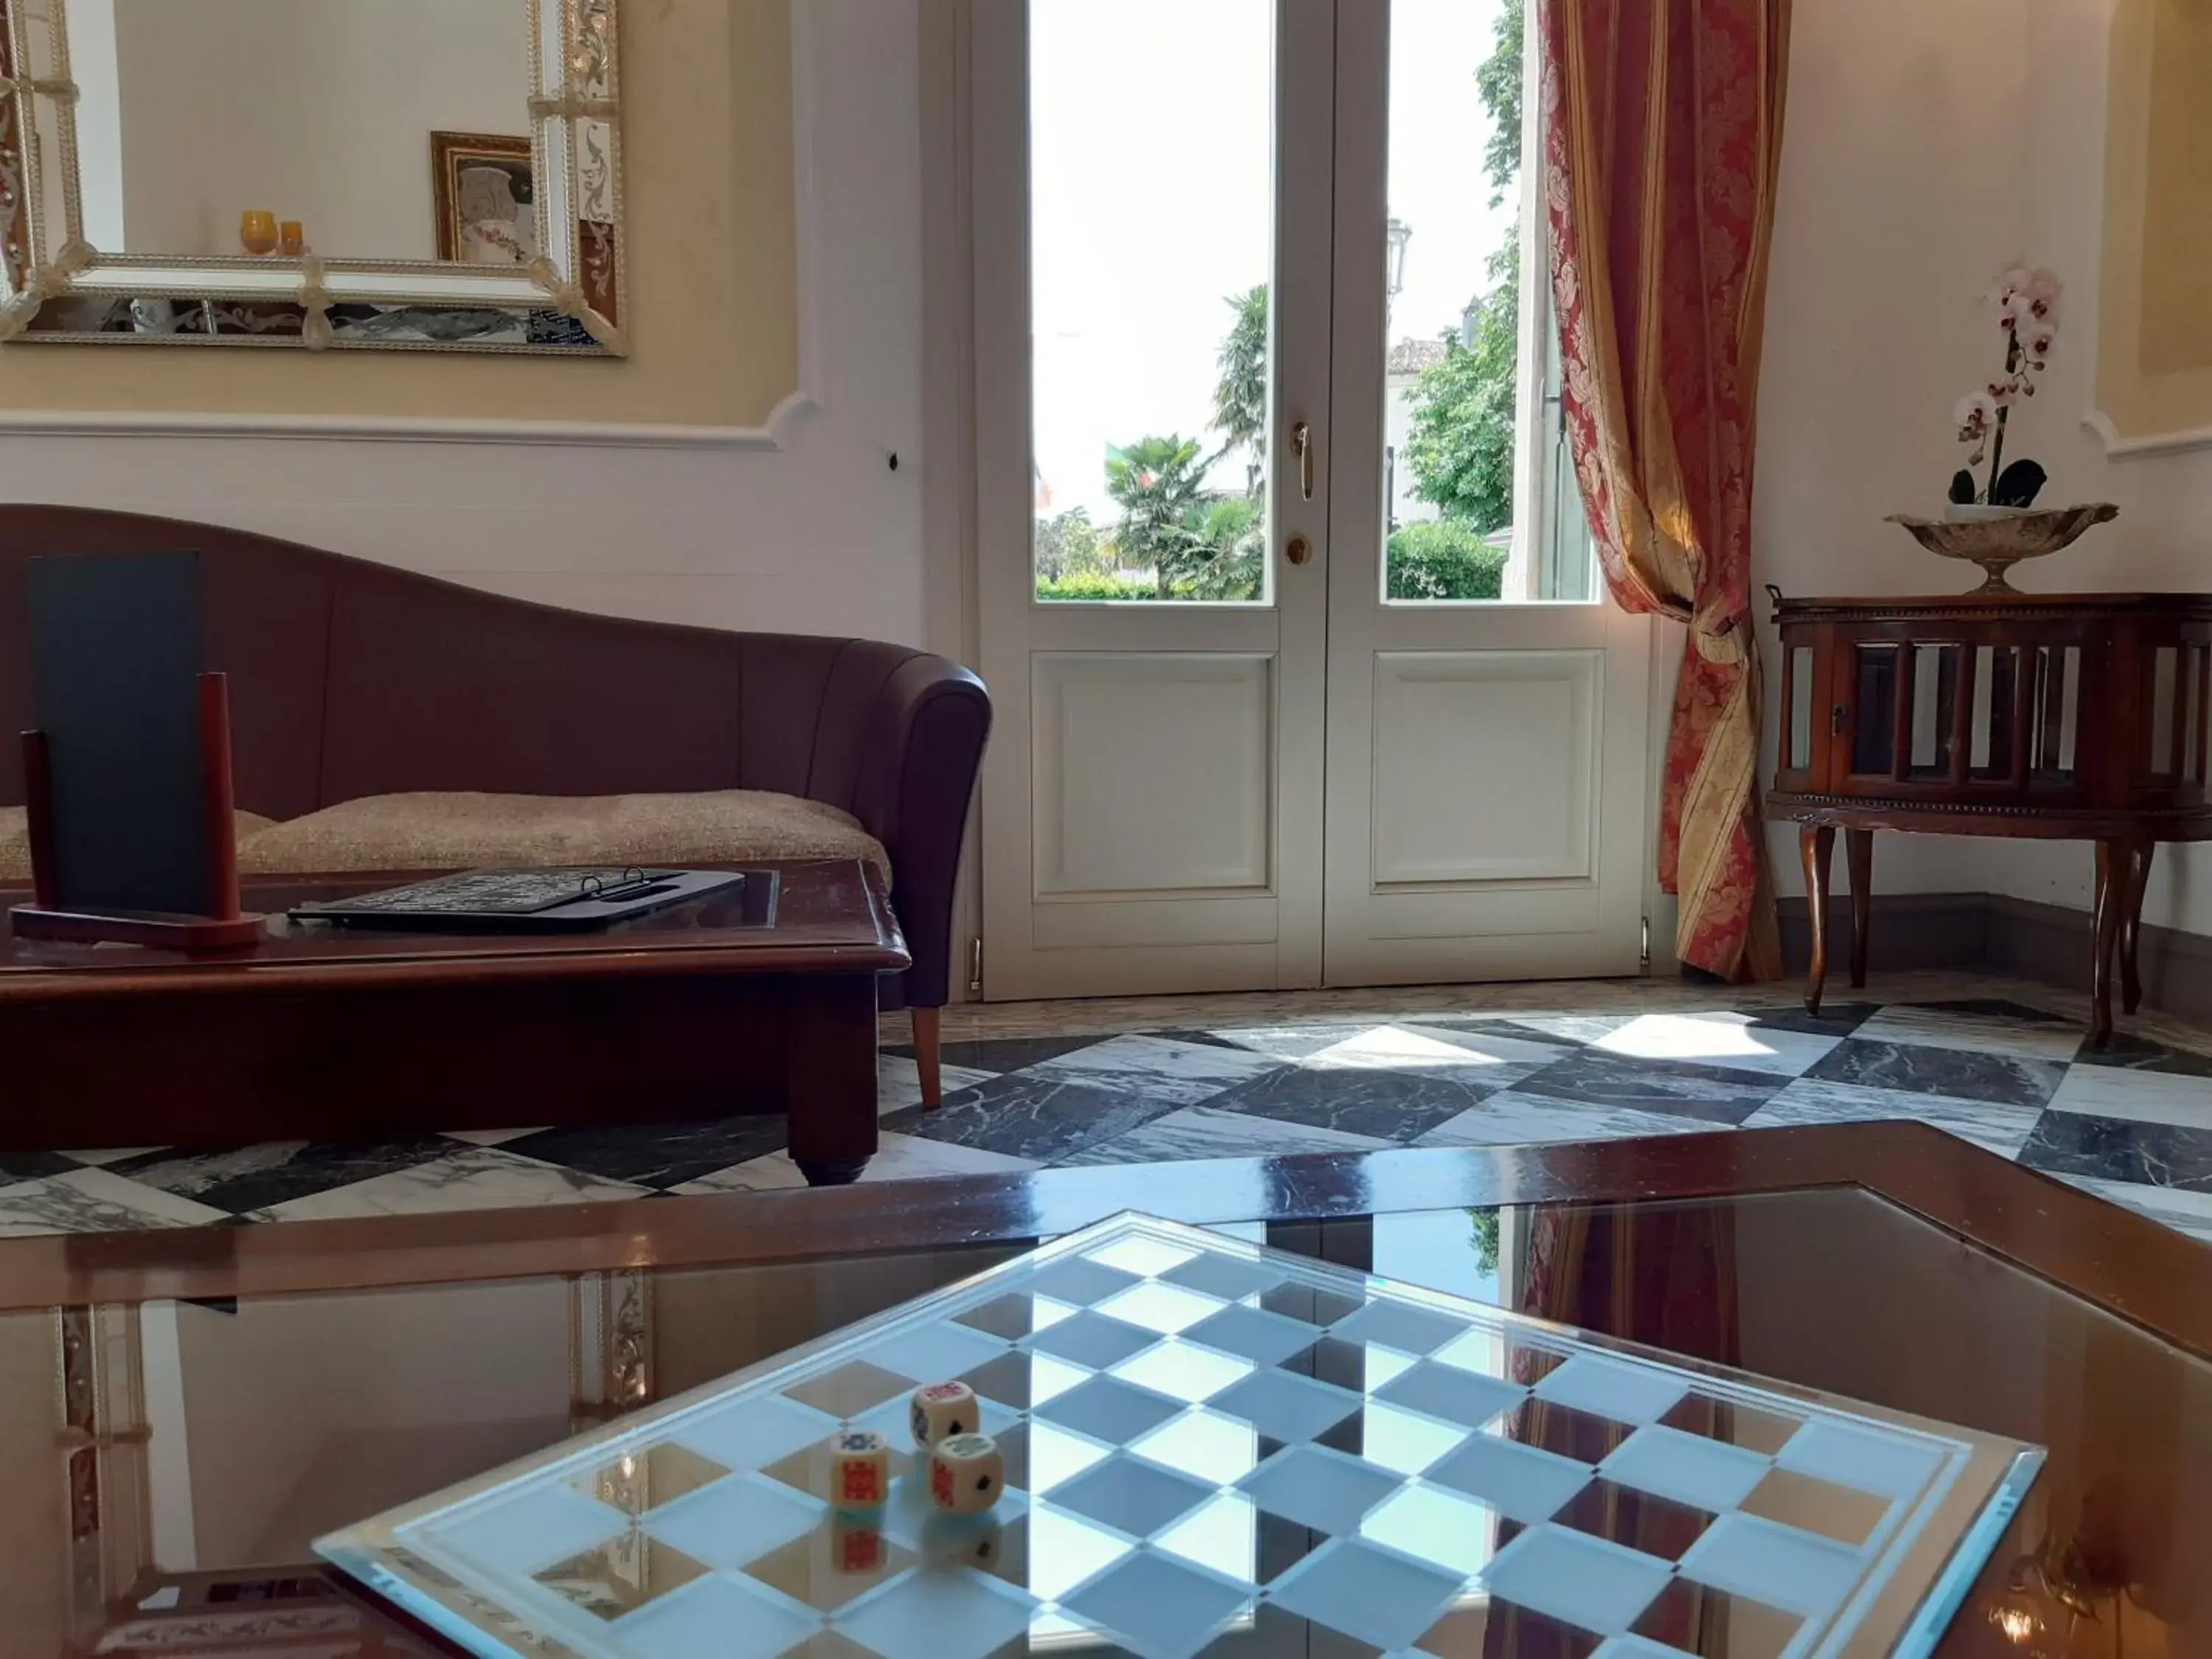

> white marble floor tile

[
  {"left": 249, "top": 1149, "right": 650, "bottom": 1222},
  {"left": 1308, "top": 1025, "right": 1557, "bottom": 1080},
  {"left": 438, "top": 1127, "right": 549, "bottom": 1147},
  {"left": 55, "top": 1146, "right": 166, "bottom": 1166},
  {"left": 1026, "top": 1033, "right": 1282, "bottom": 1107},
  {"left": 674, "top": 1133, "right": 1042, "bottom": 1194},
  {"left": 1059, "top": 1106, "right": 1389, "bottom": 1167},
  {"left": 0, "top": 1167, "right": 230, "bottom": 1237},
  {"left": 2045, "top": 1065, "right": 2212, "bottom": 1130},
  {"left": 1502, "top": 1015, "right": 1635, "bottom": 1046},
  {"left": 1743, "top": 1079, "right": 2043, "bottom": 1160},
  {"left": 1414, "top": 1093, "right": 1714, "bottom": 1150},
  {"left": 1591, "top": 1014, "right": 1841, "bottom": 1078},
  {"left": 876, "top": 1053, "right": 998, "bottom": 1113},
  {"left": 2056, "top": 1175, "right": 2212, "bottom": 1243},
  {"left": 1853, "top": 1006, "right": 2085, "bottom": 1064}
]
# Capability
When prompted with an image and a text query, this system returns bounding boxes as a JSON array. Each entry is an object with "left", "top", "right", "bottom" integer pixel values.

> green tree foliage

[
  {"left": 1105, "top": 436, "right": 1211, "bottom": 599},
  {"left": 1475, "top": 1, "right": 1523, "bottom": 209},
  {"left": 1037, "top": 571, "right": 1158, "bottom": 602},
  {"left": 1180, "top": 495, "right": 1265, "bottom": 601},
  {"left": 1034, "top": 507, "right": 1113, "bottom": 584},
  {"left": 1402, "top": 275, "right": 1519, "bottom": 535},
  {"left": 1402, "top": 2, "right": 1527, "bottom": 543},
  {"left": 1470, "top": 1207, "right": 1500, "bottom": 1277},
  {"left": 1211, "top": 285, "right": 1270, "bottom": 495},
  {"left": 1385, "top": 521, "right": 1507, "bottom": 600}
]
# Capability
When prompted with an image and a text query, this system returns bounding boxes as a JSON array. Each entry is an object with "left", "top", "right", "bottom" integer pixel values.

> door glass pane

[
  {"left": 1380, "top": 0, "right": 1594, "bottom": 605},
  {"left": 1029, "top": 1, "right": 1273, "bottom": 604},
  {"left": 1907, "top": 644, "right": 1959, "bottom": 778},
  {"left": 2151, "top": 645, "right": 2179, "bottom": 777},
  {"left": 2188, "top": 645, "right": 2205, "bottom": 784},
  {"left": 1852, "top": 645, "right": 1899, "bottom": 776},
  {"left": 1787, "top": 645, "right": 1815, "bottom": 771},
  {"left": 2031, "top": 645, "right": 2082, "bottom": 779},
  {"left": 1969, "top": 644, "right": 2021, "bottom": 780}
]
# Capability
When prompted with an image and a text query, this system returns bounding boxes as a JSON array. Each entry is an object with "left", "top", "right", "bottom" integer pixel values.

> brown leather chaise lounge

[{"left": 0, "top": 506, "right": 990, "bottom": 1104}]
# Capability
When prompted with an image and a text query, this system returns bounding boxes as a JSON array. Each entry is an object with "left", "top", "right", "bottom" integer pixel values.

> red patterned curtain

[{"left": 1537, "top": 0, "right": 1791, "bottom": 981}]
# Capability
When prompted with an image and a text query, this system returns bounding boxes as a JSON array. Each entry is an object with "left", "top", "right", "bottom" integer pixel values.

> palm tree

[
  {"left": 1105, "top": 436, "right": 1208, "bottom": 598},
  {"left": 1211, "top": 285, "right": 1269, "bottom": 496},
  {"left": 1180, "top": 495, "right": 1265, "bottom": 602}
]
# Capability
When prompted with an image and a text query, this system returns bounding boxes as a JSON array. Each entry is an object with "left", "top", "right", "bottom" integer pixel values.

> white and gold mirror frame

[{"left": 0, "top": 0, "right": 626, "bottom": 355}]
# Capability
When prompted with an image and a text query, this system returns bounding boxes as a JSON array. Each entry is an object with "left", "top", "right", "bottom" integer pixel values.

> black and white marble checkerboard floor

[{"left": 7, "top": 990, "right": 2212, "bottom": 1242}]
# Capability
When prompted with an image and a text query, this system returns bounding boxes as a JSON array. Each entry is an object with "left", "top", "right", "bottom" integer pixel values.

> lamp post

[{"left": 1385, "top": 216, "right": 1411, "bottom": 328}]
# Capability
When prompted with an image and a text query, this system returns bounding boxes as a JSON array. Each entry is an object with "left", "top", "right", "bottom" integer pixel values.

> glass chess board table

[
  {"left": 318, "top": 1215, "right": 2041, "bottom": 1659},
  {"left": 5, "top": 1124, "right": 2209, "bottom": 1657}
]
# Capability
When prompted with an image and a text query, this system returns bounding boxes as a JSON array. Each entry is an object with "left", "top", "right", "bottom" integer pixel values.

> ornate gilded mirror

[{"left": 0, "top": 0, "right": 625, "bottom": 355}]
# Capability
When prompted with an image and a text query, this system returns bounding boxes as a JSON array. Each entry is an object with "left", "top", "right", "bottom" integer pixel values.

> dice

[
  {"left": 927, "top": 1432, "right": 1004, "bottom": 1515},
  {"left": 909, "top": 1380, "right": 978, "bottom": 1449},
  {"left": 830, "top": 1429, "right": 890, "bottom": 1509},
  {"left": 833, "top": 1514, "right": 886, "bottom": 1574}
]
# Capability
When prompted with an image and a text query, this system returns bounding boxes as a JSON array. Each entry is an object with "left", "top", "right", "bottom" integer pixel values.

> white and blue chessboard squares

[
  {"left": 833, "top": 1560, "right": 1040, "bottom": 1659},
  {"left": 1480, "top": 1525, "right": 1674, "bottom": 1638},
  {"left": 668, "top": 1394, "right": 841, "bottom": 1474},
  {"left": 1050, "top": 1454, "right": 1220, "bottom": 1540},
  {"left": 1599, "top": 1422, "right": 1772, "bottom": 1512},
  {"left": 608, "top": 1573, "right": 822, "bottom": 1659},
  {"left": 1060, "top": 1546, "right": 1253, "bottom": 1659},
  {"left": 857, "top": 1318, "right": 1010, "bottom": 1383},
  {"left": 1209, "top": 1367, "right": 1363, "bottom": 1443},
  {"left": 1328, "top": 1298, "right": 1467, "bottom": 1357},
  {"left": 1024, "top": 1308, "right": 1159, "bottom": 1370},
  {"left": 1679, "top": 1511, "right": 1864, "bottom": 1619},
  {"left": 1776, "top": 1415, "right": 1950, "bottom": 1500},
  {"left": 1267, "top": 1536, "right": 1468, "bottom": 1652},
  {"left": 420, "top": 1483, "right": 628, "bottom": 1579},
  {"left": 1095, "top": 1279, "right": 1229, "bottom": 1335},
  {"left": 1425, "top": 1433, "right": 1594, "bottom": 1525},
  {"left": 1180, "top": 1301, "right": 1321, "bottom": 1368},
  {"left": 1531, "top": 1352, "right": 1691, "bottom": 1425},
  {"left": 1374, "top": 1359, "right": 1524, "bottom": 1430},
  {"left": 1110, "top": 1338, "right": 1253, "bottom": 1403},
  {"left": 1237, "top": 1443, "right": 1399, "bottom": 1534},
  {"left": 641, "top": 1475, "right": 825, "bottom": 1570}
]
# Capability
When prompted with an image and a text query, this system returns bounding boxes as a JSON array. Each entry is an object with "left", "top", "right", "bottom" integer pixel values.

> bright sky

[{"left": 1030, "top": 0, "right": 1517, "bottom": 523}]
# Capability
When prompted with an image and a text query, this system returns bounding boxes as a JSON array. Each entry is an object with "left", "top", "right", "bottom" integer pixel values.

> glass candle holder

[
  {"left": 279, "top": 220, "right": 305, "bottom": 257},
  {"left": 239, "top": 210, "right": 278, "bottom": 257}
]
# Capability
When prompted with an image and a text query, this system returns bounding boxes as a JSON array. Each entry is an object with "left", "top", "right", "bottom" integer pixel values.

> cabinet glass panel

[
  {"left": 2188, "top": 645, "right": 2206, "bottom": 785},
  {"left": 1851, "top": 644, "right": 1899, "bottom": 776},
  {"left": 1907, "top": 644, "right": 1959, "bottom": 779},
  {"left": 2032, "top": 645, "right": 2082, "bottom": 779},
  {"left": 1969, "top": 644, "right": 2021, "bottom": 781},
  {"left": 1787, "top": 644, "right": 1815, "bottom": 771},
  {"left": 2151, "top": 646, "right": 2180, "bottom": 778}
]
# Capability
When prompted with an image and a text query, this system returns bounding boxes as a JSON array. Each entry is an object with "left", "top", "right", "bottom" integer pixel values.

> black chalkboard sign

[{"left": 27, "top": 551, "right": 209, "bottom": 914}]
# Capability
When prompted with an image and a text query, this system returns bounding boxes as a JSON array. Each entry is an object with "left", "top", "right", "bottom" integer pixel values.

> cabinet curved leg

[
  {"left": 1801, "top": 825, "right": 1836, "bottom": 1015},
  {"left": 1845, "top": 828, "right": 1874, "bottom": 990},
  {"left": 2092, "top": 839, "right": 2124, "bottom": 1049},
  {"left": 2123, "top": 842, "right": 2154, "bottom": 1016}
]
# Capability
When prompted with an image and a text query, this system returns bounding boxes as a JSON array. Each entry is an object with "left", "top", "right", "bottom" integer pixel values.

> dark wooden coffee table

[
  {"left": 1, "top": 1127, "right": 2205, "bottom": 1655},
  {"left": 0, "top": 857, "right": 907, "bottom": 1183}
]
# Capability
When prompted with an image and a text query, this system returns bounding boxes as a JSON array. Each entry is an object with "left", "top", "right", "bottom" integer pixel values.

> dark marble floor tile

[
  {"left": 106, "top": 1138, "right": 459, "bottom": 1214},
  {"left": 0, "top": 1151, "right": 84, "bottom": 1183},
  {"left": 1743, "top": 1002, "right": 1883, "bottom": 1039},
  {"left": 881, "top": 1073, "right": 1179, "bottom": 1164},
  {"left": 1916, "top": 997, "right": 2073, "bottom": 1026},
  {"left": 2019, "top": 1111, "right": 2212, "bottom": 1192},
  {"left": 1204, "top": 1066, "right": 1498, "bottom": 1143},
  {"left": 2073, "top": 1032, "right": 2212, "bottom": 1078},
  {"left": 1510, "top": 1050, "right": 1786, "bottom": 1124},
  {"left": 499, "top": 1118, "right": 787, "bottom": 1189},
  {"left": 1806, "top": 1038, "right": 2064, "bottom": 1109},
  {"left": 882, "top": 1034, "right": 1103, "bottom": 1074}
]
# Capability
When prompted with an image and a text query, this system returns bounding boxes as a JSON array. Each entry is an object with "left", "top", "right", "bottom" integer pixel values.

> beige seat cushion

[
  {"left": 236, "top": 790, "right": 891, "bottom": 887},
  {"left": 1, "top": 805, "right": 275, "bottom": 884}
]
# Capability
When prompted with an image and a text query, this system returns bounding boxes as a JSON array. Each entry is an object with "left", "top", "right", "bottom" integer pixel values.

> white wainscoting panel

[
  {"left": 1032, "top": 653, "right": 1274, "bottom": 897},
  {"left": 1369, "top": 649, "right": 1601, "bottom": 886}
]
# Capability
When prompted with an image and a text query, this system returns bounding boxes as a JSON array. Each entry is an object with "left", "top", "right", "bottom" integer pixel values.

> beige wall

[
  {"left": 0, "top": 0, "right": 800, "bottom": 428},
  {"left": 2097, "top": 0, "right": 2212, "bottom": 442},
  {"left": 109, "top": 0, "right": 519, "bottom": 262}
]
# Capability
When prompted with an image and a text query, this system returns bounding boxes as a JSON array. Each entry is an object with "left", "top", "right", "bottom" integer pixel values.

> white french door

[{"left": 974, "top": 0, "right": 1651, "bottom": 1001}]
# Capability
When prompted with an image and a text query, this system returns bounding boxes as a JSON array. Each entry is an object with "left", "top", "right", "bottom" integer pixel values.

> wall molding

[
  {"left": 0, "top": 392, "right": 820, "bottom": 450},
  {"left": 2083, "top": 406, "right": 2212, "bottom": 460}
]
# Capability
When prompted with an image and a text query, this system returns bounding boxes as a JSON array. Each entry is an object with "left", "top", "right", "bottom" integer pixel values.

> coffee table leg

[{"left": 787, "top": 974, "right": 880, "bottom": 1186}]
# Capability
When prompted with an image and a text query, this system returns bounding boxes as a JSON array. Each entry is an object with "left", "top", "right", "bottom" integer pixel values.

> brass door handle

[
  {"left": 1290, "top": 421, "right": 1314, "bottom": 501},
  {"left": 1286, "top": 535, "right": 1312, "bottom": 566}
]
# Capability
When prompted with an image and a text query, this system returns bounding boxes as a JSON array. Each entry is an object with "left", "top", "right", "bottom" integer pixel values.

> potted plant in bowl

[{"left": 1887, "top": 261, "right": 2117, "bottom": 591}]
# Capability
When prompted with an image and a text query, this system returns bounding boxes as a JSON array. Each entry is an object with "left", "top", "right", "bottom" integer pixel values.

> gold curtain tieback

[{"left": 298, "top": 254, "right": 333, "bottom": 352}]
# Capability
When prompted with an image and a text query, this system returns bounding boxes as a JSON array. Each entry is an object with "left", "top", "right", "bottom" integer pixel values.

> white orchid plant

[{"left": 1950, "top": 262, "right": 2062, "bottom": 509}]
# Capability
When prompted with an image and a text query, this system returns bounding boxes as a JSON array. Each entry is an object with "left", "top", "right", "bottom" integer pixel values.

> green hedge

[
  {"left": 1037, "top": 572, "right": 1160, "bottom": 602},
  {"left": 1386, "top": 521, "right": 1507, "bottom": 601}
]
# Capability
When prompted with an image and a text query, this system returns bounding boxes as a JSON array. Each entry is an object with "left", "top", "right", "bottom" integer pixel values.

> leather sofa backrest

[{"left": 0, "top": 506, "right": 915, "bottom": 822}]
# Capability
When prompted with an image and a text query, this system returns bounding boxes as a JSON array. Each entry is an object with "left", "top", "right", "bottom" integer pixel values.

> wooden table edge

[{"left": 5, "top": 1124, "right": 2205, "bottom": 1368}]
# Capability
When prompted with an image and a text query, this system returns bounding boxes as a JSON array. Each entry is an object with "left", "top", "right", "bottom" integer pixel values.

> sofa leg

[{"left": 914, "top": 1006, "right": 945, "bottom": 1108}]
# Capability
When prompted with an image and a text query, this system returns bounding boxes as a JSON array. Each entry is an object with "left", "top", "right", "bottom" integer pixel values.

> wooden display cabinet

[{"left": 1765, "top": 590, "right": 2212, "bottom": 1043}]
